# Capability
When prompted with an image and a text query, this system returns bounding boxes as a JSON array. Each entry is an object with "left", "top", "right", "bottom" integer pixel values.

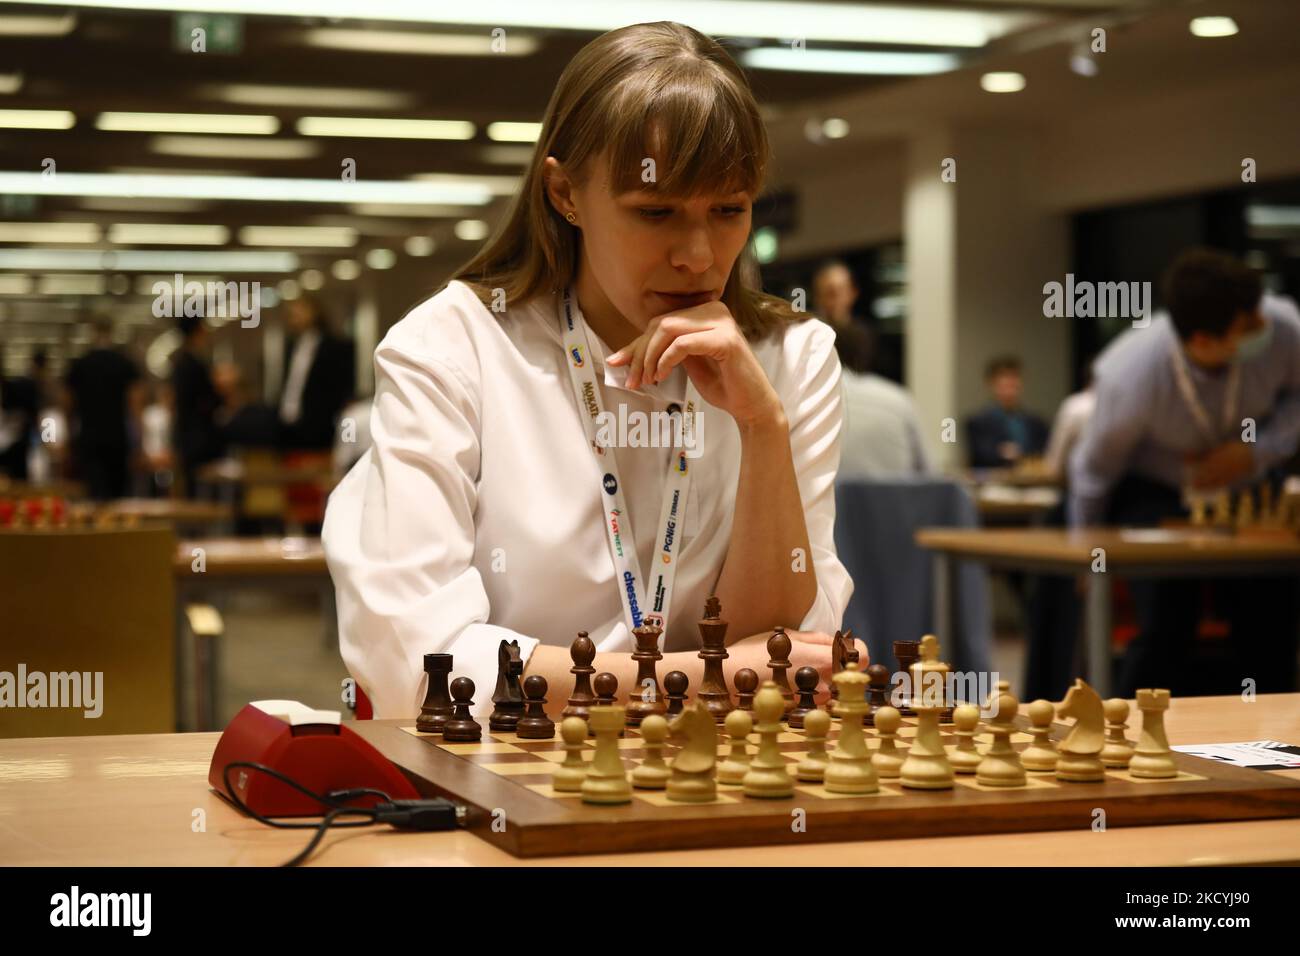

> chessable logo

[
  {"left": 49, "top": 886, "right": 151, "bottom": 936},
  {"left": 0, "top": 664, "right": 103, "bottom": 718}
]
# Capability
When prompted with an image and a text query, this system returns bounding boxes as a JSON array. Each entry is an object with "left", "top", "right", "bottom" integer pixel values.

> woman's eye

[
  {"left": 718, "top": 205, "right": 748, "bottom": 217},
  {"left": 638, "top": 208, "right": 672, "bottom": 220}
]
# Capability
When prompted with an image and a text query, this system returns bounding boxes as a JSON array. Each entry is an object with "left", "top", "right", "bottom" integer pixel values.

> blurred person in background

[
  {"left": 0, "top": 343, "right": 40, "bottom": 482},
  {"left": 214, "top": 361, "right": 278, "bottom": 452},
  {"left": 965, "top": 355, "right": 1049, "bottom": 469},
  {"left": 64, "top": 318, "right": 143, "bottom": 500},
  {"left": 1044, "top": 363, "right": 1097, "bottom": 482},
  {"left": 139, "top": 379, "right": 175, "bottom": 496},
  {"left": 278, "top": 295, "right": 356, "bottom": 453},
  {"left": 171, "top": 317, "right": 223, "bottom": 498}
]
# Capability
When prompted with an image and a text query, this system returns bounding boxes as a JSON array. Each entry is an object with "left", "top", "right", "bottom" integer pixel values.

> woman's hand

[
  {"left": 723, "top": 629, "right": 869, "bottom": 704},
  {"left": 606, "top": 301, "right": 784, "bottom": 430}
]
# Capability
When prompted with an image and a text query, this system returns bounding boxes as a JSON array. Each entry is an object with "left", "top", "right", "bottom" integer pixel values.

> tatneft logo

[
  {"left": 1042, "top": 273, "right": 1152, "bottom": 328},
  {"left": 603, "top": 473, "right": 618, "bottom": 496},
  {"left": 608, "top": 509, "right": 625, "bottom": 558},
  {"left": 594, "top": 405, "right": 705, "bottom": 459},
  {"left": 151, "top": 274, "right": 260, "bottom": 328},
  {"left": 50, "top": 886, "right": 151, "bottom": 936},
  {"left": 0, "top": 664, "right": 103, "bottom": 717}
]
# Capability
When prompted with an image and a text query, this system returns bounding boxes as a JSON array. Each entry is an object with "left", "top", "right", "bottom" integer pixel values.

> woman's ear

[{"left": 542, "top": 156, "right": 577, "bottom": 220}]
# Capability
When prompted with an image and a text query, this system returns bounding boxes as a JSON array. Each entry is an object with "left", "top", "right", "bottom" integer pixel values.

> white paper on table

[{"left": 1172, "top": 740, "right": 1300, "bottom": 770}]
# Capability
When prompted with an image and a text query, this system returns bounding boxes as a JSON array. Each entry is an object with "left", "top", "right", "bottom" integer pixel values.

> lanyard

[
  {"left": 1168, "top": 337, "right": 1240, "bottom": 447},
  {"left": 559, "top": 287, "right": 700, "bottom": 638}
]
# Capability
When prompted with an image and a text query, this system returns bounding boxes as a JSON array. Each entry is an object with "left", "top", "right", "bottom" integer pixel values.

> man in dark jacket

[
  {"left": 65, "top": 319, "right": 143, "bottom": 500},
  {"left": 277, "top": 296, "right": 356, "bottom": 451},
  {"left": 965, "top": 355, "right": 1049, "bottom": 469},
  {"left": 172, "top": 317, "right": 224, "bottom": 497}
]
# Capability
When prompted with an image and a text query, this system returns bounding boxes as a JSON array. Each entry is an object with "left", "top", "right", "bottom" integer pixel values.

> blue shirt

[{"left": 1069, "top": 294, "right": 1300, "bottom": 526}]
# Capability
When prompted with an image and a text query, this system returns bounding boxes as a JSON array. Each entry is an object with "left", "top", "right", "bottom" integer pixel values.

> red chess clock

[
  {"left": 209, "top": 700, "right": 419, "bottom": 817},
  {"left": 0, "top": 499, "right": 14, "bottom": 527}
]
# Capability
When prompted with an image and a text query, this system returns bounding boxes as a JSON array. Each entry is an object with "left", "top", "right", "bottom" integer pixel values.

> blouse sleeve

[
  {"left": 322, "top": 329, "right": 537, "bottom": 720},
  {"left": 784, "top": 322, "right": 855, "bottom": 635}
]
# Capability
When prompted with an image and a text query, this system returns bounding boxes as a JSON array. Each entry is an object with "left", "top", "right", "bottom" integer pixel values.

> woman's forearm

[{"left": 713, "top": 410, "right": 817, "bottom": 641}]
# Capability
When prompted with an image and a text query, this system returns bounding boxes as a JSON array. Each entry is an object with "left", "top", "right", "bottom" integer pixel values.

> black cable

[{"left": 221, "top": 761, "right": 462, "bottom": 866}]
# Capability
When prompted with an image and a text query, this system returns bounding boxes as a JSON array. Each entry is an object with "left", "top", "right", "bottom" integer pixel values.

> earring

[{"left": 565, "top": 212, "right": 577, "bottom": 224}]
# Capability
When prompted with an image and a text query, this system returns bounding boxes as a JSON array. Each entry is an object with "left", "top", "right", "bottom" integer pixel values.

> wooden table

[
  {"left": 915, "top": 527, "right": 1300, "bottom": 696},
  {"left": 2, "top": 694, "right": 1297, "bottom": 866},
  {"left": 173, "top": 537, "right": 332, "bottom": 732}
]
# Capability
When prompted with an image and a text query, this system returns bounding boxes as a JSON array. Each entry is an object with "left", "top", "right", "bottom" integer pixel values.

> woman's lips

[{"left": 653, "top": 290, "right": 715, "bottom": 308}]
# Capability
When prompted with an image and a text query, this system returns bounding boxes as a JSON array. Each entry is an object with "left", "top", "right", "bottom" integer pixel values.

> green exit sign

[{"left": 174, "top": 13, "right": 243, "bottom": 54}]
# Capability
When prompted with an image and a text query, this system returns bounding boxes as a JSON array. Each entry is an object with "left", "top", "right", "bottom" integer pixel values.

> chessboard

[{"left": 349, "top": 710, "right": 1300, "bottom": 858}]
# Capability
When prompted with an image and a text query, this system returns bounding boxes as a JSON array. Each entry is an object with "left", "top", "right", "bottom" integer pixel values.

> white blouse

[{"left": 323, "top": 279, "right": 853, "bottom": 719}]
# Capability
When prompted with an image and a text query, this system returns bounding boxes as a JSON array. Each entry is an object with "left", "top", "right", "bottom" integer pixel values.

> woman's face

[{"left": 546, "top": 151, "right": 753, "bottom": 329}]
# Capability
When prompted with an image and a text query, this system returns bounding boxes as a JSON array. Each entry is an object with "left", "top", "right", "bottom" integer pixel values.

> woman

[{"left": 324, "top": 21, "right": 857, "bottom": 719}]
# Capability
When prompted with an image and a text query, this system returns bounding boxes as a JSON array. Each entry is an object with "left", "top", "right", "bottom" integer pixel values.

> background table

[
  {"left": 916, "top": 527, "right": 1300, "bottom": 697},
  {"left": 2, "top": 694, "right": 1297, "bottom": 866}
]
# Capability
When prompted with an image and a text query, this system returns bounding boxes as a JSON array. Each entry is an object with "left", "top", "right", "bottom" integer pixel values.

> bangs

[{"left": 600, "top": 64, "right": 767, "bottom": 200}]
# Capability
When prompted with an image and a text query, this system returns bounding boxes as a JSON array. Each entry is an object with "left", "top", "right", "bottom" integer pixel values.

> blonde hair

[{"left": 448, "top": 20, "right": 800, "bottom": 340}]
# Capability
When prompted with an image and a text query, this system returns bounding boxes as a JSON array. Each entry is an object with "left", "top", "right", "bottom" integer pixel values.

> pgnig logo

[
  {"left": 570, "top": 345, "right": 585, "bottom": 367},
  {"left": 602, "top": 473, "right": 618, "bottom": 496}
]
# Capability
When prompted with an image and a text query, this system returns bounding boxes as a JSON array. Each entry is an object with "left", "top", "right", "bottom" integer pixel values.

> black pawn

[
  {"left": 416, "top": 653, "right": 454, "bottom": 734},
  {"left": 788, "top": 666, "right": 819, "bottom": 729},
  {"left": 865, "top": 663, "right": 891, "bottom": 727},
  {"left": 516, "top": 675, "right": 555, "bottom": 740},
  {"left": 442, "top": 676, "right": 482, "bottom": 742},
  {"left": 663, "top": 670, "right": 689, "bottom": 716},
  {"left": 733, "top": 668, "right": 758, "bottom": 714},
  {"left": 593, "top": 672, "right": 623, "bottom": 737}
]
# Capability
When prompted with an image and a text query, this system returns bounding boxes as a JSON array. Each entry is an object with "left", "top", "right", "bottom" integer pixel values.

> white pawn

[
  {"left": 948, "top": 704, "right": 982, "bottom": 774},
  {"left": 976, "top": 681, "right": 1026, "bottom": 787},
  {"left": 796, "top": 708, "right": 832, "bottom": 782},
  {"left": 1020, "top": 698, "right": 1059, "bottom": 772},
  {"left": 1101, "top": 698, "right": 1135, "bottom": 769},
  {"left": 717, "top": 708, "right": 752, "bottom": 785},
  {"left": 552, "top": 716, "right": 588, "bottom": 792},
  {"left": 743, "top": 681, "right": 794, "bottom": 798},
  {"left": 825, "top": 662, "right": 878, "bottom": 794},
  {"left": 871, "top": 705, "right": 906, "bottom": 779},
  {"left": 582, "top": 706, "right": 631, "bottom": 803},
  {"left": 631, "top": 714, "right": 671, "bottom": 789}
]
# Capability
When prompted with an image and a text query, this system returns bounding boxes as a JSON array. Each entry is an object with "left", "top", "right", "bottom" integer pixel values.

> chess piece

[
  {"left": 825, "top": 662, "right": 878, "bottom": 794},
  {"left": 871, "top": 705, "right": 906, "bottom": 779},
  {"left": 1212, "top": 489, "right": 1231, "bottom": 525},
  {"left": 552, "top": 716, "right": 588, "bottom": 792},
  {"left": 667, "top": 702, "right": 717, "bottom": 802},
  {"left": 796, "top": 707, "right": 832, "bottom": 782},
  {"left": 717, "top": 708, "right": 753, "bottom": 785},
  {"left": 893, "top": 639, "right": 920, "bottom": 716},
  {"left": 663, "top": 670, "right": 689, "bottom": 716},
  {"left": 695, "top": 596, "right": 734, "bottom": 723},
  {"left": 561, "top": 632, "right": 597, "bottom": 723},
  {"left": 581, "top": 705, "right": 632, "bottom": 804},
  {"left": 743, "top": 681, "right": 795, "bottom": 798},
  {"left": 948, "top": 703, "right": 982, "bottom": 774},
  {"left": 416, "top": 653, "right": 454, "bottom": 734},
  {"left": 1101, "top": 697, "right": 1135, "bottom": 769},
  {"left": 788, "top": 666, "right": 819, "bottom": 729},
  {"left": 1130, "top": 688, "right": 1177, "bottom": 778},
  {"left": 899, "top": 636, "right": 953, "bottom": 790},
  {"left": 733, "top": 668, "right": 759, "bottom": 714},
  {"left": 593, "top": 672, "right": 623, "bottom": 737},
  {"left": 442, "top": 677, "right": 483, "bottom": 742},
  {"left": 626, "top": 622, "right": 666, "bottom": 727},
  {"left": 976, "top": 680, "right": 1026, "bottom": 787},
  {"left": 1190, "top": 494, "right": 1208, "bottom": 527},
  {"left": 516, "top": 675, "right": 556, "bottom": 739},
  {"left": 631, "top": 714, "right": 670, "bottom": 789},
  {"left": 864, "top": 663, "right": 890, "bottom": 727},
  {"left": 826, "top": 630, "right": 854, "bottom": 713},
  {"left": 1055, "top": 678, "right": 1106, "bottom": 782},
  {"left": 766, "top": 628, "right": 796, "bottom": 716},
  {"left": 488, "top": 639, "right": 524, "bottom": 733},
  {"left": 1020, "top": 698, "right": 1059, "bottom": 772},
  {"left": 1236, "top": 487, "right": 1255, "bottom": 529}
]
